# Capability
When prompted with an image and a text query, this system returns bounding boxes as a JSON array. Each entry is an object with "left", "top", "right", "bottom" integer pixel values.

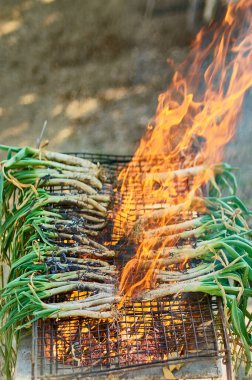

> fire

[{"left": 115, "top": 0, "right": 252, "bottom": 297}]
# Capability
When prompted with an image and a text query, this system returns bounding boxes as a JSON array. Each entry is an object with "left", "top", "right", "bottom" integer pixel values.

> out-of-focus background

[
  {"left": 0, "top": 0, "right": 215, "bottom": 153},
  {"left": 0, "top": 0, "right": 251, "bottom": 204}
]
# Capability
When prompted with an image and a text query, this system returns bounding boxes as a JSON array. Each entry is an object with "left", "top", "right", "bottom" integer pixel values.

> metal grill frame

[{"left": 32, "top": 152, "right": 232, "bottom": 380}]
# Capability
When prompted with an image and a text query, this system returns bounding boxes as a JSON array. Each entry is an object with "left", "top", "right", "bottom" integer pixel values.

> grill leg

[{"left": 217, "top": 298, "right": 233, "bottom": 380}]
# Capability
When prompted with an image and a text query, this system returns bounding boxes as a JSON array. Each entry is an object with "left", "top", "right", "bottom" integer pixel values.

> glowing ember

[{"left": 114, "top": 0, "right": 252, "bottom": 297}]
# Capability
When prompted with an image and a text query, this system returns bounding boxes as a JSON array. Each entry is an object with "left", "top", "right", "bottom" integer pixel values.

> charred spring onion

[{"left": 0, "top": 145, "right": 116, "bottom": 379}]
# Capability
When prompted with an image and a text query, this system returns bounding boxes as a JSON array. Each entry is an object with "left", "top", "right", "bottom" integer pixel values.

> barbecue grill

[{"left": 31, "top": 153, "right": 233, "bottom": 380}]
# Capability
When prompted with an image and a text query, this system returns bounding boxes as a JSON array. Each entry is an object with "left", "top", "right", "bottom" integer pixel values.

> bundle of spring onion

[
  {"left": 0, "top": 146, "right": 118, "bottom": 379},
  {"left": 124, "top": 166, "right": 252, "bottom": 375}
]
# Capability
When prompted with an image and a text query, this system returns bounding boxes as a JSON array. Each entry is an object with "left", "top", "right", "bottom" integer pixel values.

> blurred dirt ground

[
  {"left": 0, "top": 0, "right": 190, "bottom": 154},
  {"left": 0, "top": 0, "right": 251, "bottom": 206}
]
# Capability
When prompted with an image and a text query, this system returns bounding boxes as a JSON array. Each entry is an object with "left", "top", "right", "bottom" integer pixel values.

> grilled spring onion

[
  {"left": 138, "top": 200, "right": 252, "bottom": 374},
  {"left": 0, "top": 146, "right": 114, "bottom": 379}
]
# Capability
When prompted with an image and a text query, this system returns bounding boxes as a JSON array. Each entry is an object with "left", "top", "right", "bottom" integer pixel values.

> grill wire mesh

[{"left": 32, "top": 153, "right": 229, "bottom": 379}]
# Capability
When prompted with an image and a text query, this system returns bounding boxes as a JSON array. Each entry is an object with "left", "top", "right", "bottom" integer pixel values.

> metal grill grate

[
  {"left": 32, "top": 153, "right": 231, "bottom": 379},
  {"left": 34, "top": 293, "right": 223, "bottom": 378}
]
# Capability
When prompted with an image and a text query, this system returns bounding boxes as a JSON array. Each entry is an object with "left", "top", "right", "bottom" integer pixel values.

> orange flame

[{"left": 115, "top": 0, "right": 252, "bottom": 298}]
